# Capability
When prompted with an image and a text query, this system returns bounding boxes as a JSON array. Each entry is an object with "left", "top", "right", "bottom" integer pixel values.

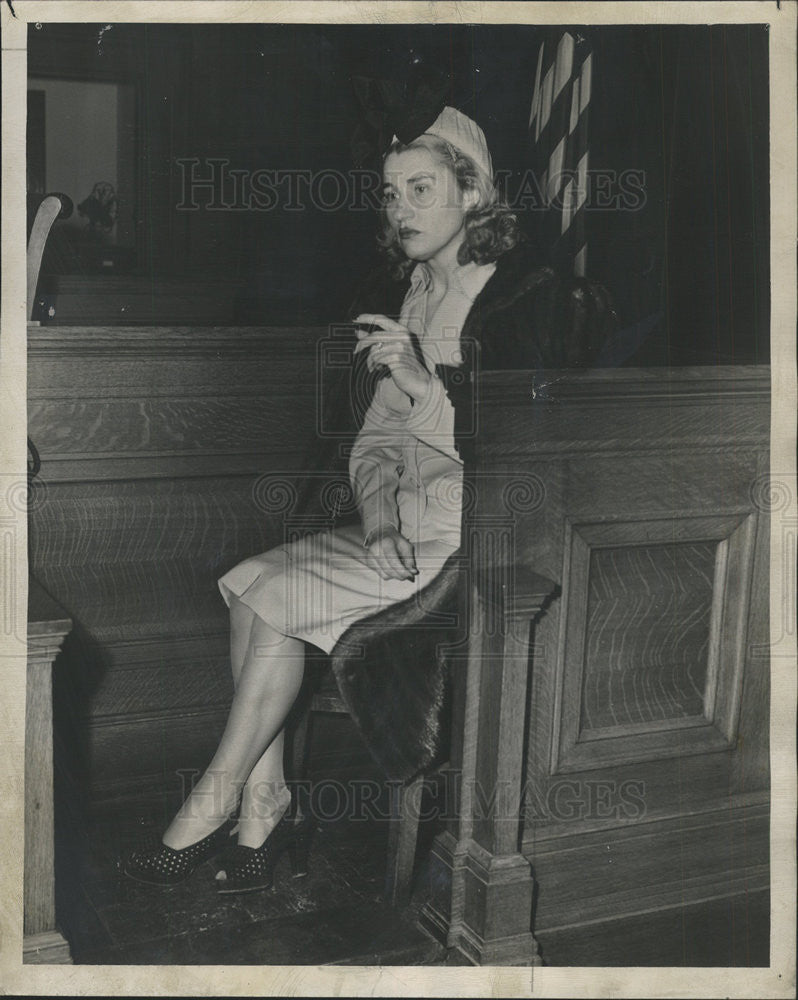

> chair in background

[{"left": 27, "top": 192, "right": 70, "bottom": 322}]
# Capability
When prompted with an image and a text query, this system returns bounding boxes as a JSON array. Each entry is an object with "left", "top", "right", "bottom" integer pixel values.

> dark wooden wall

[
  {"left": 28, "top": 23, "right": 378, "bottom": 326},
  {"left": 28, "top": 22, "right": 770, "bottom": 363},
  {"left": 28, "top": 325, "right": 373, "bottom": 807}
]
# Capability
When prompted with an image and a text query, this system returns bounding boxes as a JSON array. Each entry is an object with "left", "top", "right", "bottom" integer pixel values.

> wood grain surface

[
  {"left": 472, "top": 365, "right": 771, "bottom": 938},
  {"left": 28, "top": 325, "right": 350, "bottom": 802},
  {"left": 581, "top": 541, "right": 716, "bottom": 731}
]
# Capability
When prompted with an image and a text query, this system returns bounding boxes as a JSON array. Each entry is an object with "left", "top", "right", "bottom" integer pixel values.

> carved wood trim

[
  {"left": 524, "top": 798, "right": 769, "bottom": 931},
  {"left": 478, "top": 365, "right": 771, "bottom": 403},
  {"left": 25, "top": 579, "right": 72, "bottom": 954},
  {"left": 89, "top": 703, "right": 228, "bottom": 729},
  {"left": 28, "top": 325, "right": 326, "bottom": 356},
  {"left": 522, "top": 787, "right": 770, "bottom": 847},
  {"left": 26, "top": 455, "right": 306, "bottom": 484},
  {"left": 22, "top": 929, "right": 72, "bottom": 965}
]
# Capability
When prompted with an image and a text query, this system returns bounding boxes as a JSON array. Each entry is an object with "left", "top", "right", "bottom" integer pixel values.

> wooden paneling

[
  {"left": 452, "top": 365, "right": 770, "bottom": 949},
  {"left": 29, "top": 480, "right": 280, "bottom": 568},
  {"left": 582, "top": 541, "right": 716, "bottom": 728},
  {"left": 89, "top": 707, "right": 229, "bottom": 793},
  {"left": 38, "top": 276, "right": 241, "bottom": 326},
  {"left": 479, "top": 368, "right": 769, "bottom": 456},
  {"left": 25, "top": 580, "right": 73, "bottom": 962},
  {"left": 28, "top": 327, "right": 323, "bottom": 479},
  {"left": 29, "top": 396, "right": 315, "bottom": 457},
  {"left": 28, "top": 325, "right": 351, "bottom": 804},
  {"left": 419, "top": 568, "right": 558, "bottom": 965},
  {"left": 529, "top": 797, "right": 769, "bottom": 933},
  {"left": 554, "top": 511, "right": 758, "bottom": 772}
]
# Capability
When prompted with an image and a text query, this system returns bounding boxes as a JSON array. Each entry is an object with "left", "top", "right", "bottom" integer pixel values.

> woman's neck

[{"left": 425, "top": 237, "right": 474, "bottom": 292}]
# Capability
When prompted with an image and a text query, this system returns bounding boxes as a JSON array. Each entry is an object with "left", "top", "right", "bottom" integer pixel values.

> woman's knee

[
  {"left": 248, "top": 614, "right": 301, "bottom": 655},
  {"left": 229, "top": 593, "right": 256, "bottom": 635}
]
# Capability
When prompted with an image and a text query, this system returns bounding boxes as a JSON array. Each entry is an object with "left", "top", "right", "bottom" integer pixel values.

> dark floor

[
  {"left": 536, "top": 889, "right": 770, "bottom": 967},
  {"left": 53, "top": 794, "right": 770, "bottom": 967},
  {"left": 56, "top": 795, "right": 447, "bottom": 966}
]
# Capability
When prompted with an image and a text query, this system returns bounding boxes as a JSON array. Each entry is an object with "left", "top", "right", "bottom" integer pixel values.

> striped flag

[{"left": 528, "top": 31, "right": 593, "bottom": 276}]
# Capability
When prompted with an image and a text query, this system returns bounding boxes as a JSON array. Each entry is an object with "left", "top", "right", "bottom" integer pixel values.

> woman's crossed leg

[{"left": 162, "top": 595, "right": 304, "bottom": 850}]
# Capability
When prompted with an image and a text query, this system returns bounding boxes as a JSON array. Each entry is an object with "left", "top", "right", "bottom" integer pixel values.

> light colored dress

[{"left": 218, "top": 260, "right": 496, "bottom": 654}]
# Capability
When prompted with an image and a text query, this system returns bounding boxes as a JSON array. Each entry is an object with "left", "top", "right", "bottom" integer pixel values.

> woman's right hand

[{"left": 365, "top": 525, "right": 419, "bottom": 581}]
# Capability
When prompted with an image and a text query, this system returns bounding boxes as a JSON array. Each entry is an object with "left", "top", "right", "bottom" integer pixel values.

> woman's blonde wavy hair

[{"left": 377, "top": 134, "right": 521, "bottom": 279}]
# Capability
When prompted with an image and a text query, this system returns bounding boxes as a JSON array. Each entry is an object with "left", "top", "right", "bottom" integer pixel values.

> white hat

[{"left": 394, "top": 106, "right": 493, "bottom": 181}]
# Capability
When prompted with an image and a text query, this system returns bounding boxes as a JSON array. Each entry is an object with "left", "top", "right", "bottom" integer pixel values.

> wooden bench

[{"left": 25, "top": 578, "right": 73, "bottom": 964}]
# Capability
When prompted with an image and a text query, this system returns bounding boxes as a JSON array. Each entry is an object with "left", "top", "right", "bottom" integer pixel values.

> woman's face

[{"left": 382, "top": 145, "right": 471, "bottom": 266}]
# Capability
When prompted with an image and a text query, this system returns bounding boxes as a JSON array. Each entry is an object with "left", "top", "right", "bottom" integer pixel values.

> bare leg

[
  {"left": 162, "top": 611, "right": 304, "bottom": 849},
  {"left": 235, "top": 732, "right": 291, "bottom": 848},
  {"left": 228, "top": 596, "right": 293, "bottom": 848},
  {"left": 229, "top": 595, "right": 257, "bottom": 683}
]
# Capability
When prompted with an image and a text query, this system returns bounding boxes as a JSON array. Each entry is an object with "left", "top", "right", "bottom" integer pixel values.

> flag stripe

[
  {"left": 533, "top": 39, "right": 591, "bottom": 154},
  {"left": 575, "top": 150, "right": 589, "bottom": 213},
  {"left": 539, "top": 64, "right": 555, "bottom": 133},
  {"left": 579, "top": 53, "right": 592, "bottom": 113},
  {"left": 529, "top": 30, "right": 593, "bottom": 276},
  {"left": 547, "top": 135, "right": 566, "bottom": 205},
  {"left": 553, "top": 32, "right": 574, "bottom": 103},
  {"left": 528, "top": 41, "right": 545, "bottom": 128},
  {"left": 569, "top": 75, "right": 581, "bottom": 134}
]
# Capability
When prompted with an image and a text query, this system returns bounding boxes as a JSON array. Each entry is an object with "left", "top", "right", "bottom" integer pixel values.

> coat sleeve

[
  {"left": 348, "top": 376, "right": 406, "bottom": 545},
  {"left": 403, "top": 375, "right": 461, "bottom": 464}
]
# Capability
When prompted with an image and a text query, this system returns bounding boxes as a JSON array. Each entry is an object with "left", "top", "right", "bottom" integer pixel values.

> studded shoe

[
  {"left": 121, "top": 817, "right": 237, "bottom": 887},
  {"left": 215, "top": 811, "right": 314, "bottom": 894}
]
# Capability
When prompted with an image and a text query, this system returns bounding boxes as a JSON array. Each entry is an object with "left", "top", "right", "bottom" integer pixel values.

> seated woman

[{"left": 121, "top": 105, "right": 606, "bottom": 893}]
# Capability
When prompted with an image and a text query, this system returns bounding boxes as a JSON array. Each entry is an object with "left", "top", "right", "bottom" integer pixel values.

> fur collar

[{"left": 353, "top": 241, "right": 548, "bottom": 323}]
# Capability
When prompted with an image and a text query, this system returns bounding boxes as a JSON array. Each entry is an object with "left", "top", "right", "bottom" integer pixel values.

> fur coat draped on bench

[{"left": 300, "top": 242, "right": 616, "bottom": 782}]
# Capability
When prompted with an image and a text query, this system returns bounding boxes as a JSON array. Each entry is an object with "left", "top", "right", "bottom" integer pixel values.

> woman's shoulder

[
  {"left": 480, "top": 241, "right": 617, "bottom": 369},
  {"left": 491, "top": 238, "right": 551, "bottom": 286},
  {"left": 490, "top": 240, "right": 614, "bottom": 318},
  {"left": 473, "top": 241, "right": 554, "bottom": 318}
]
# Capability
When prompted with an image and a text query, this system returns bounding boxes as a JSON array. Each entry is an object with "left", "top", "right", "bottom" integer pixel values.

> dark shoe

[
  {"left": 215, "top": 811, "right": 313, "bottom": 894},
  {"left": 121, "top": 818, "right": 236, "bottom": 887}
]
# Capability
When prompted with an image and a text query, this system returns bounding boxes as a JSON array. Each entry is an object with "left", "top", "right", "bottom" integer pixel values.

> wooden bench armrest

[
  {"left": 28, "top": 576, "right": 72, "bottom": 642},
  {"left": 506, "top": 567, "right": 560, "bottom": 620},
  {"left": 478, "top": 564, "right": 560, "bottom": 623}
]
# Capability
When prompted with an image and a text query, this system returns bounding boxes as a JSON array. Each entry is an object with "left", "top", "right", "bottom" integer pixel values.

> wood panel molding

[
  {"left": 480, "top": 365, "right": 771, "bottom": 402},
  {"left": 25, "top": 454, "right": 305, "bottom": 484},
  {"left": 28, "top": 398, "right": 315, "bottom": 472},
  {"left": 28, "top": 324, "right": 326, "bottom": 355},
  {"left": 551, "top": 511, "right": 759, "bottom": 773},
  {"left": 526, "top": 798, "right": 769, "bottom": 931},
  {"left": 475, "top": 366, "right": 770, "bottom": 458},
  {"left": 419, "top": 567, "right": 557, "bottom": 965},
  {"left": 27, "top": 325, "right": 338, "bottom": 485}
]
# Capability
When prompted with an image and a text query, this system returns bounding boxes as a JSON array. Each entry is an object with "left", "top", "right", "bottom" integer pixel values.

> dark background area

[{"left": 28, "top": 21, "right": 769, "bottom": 365}]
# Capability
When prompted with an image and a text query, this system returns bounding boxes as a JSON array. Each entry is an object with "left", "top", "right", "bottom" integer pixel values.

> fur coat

[{"left": 303, "top": 242, "right": 615, "bottom": 782}]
